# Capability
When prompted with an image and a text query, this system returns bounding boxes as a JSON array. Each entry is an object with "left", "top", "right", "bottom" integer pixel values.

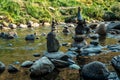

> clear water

[{"left": 0, "top": 26, "right": 119, "bottom": 80}]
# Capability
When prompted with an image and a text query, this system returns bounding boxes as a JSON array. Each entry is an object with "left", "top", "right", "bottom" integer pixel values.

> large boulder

[
  {"left": 29, "top": 57, "right": 55, "bottom": 76},
  {"left": 81, "top": 61, "right": 110, "bottom": 80}
]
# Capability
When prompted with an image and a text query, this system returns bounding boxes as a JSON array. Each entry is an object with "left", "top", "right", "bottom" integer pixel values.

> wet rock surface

[
  {"left": 7, "top": 65, "right": 19, "bottom": 74},
  {"left": 21, "top": 61, "right": 33, "bottom": 68},
  {"left": 0, "top": 61, "right": 5, "bottom": 74},
  {"left": 46, "top": 31, "right": 60, "bottom": 52},
  {"left": 81, "top": 61, "right": 110, "bottom": 80}
]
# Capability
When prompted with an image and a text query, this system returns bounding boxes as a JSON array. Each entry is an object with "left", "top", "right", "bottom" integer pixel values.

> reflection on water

[{"left": 99, "top": 35, "right": 106, "bottom": 46}]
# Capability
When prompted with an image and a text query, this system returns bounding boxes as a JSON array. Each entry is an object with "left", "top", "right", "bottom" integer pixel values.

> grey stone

[
  {"left": 107, "top": 44, "right": 120, "bottom": 52},
  {"left": 21, "top": 61, "right": 33, "bottom": 68},
  {"left": 46, "top": 31, "right": 60, "bottom": 52},
  {"left": 29, "top": 57, "right": 55, "bottom": 76},
  {"left": 96, "top": 23, "right": 107, "bottom": 36},
  {"left": 43, "top": 51, "right": 65, "bottom": 59},
  {"left": 81, "top": 61, "right": 110, "bottom": 80},
  {"left": 25, "top": 34, "right": 35, "bottom": 41},
  {"left": 111, "top": 55, "right": 120, "bottom": 76},
  {"left": 107, "top": 21, "right": 120, "bottom": 31},
  {"left": 33, "top": 53, "right": 41, "bottom": 57},
  {"left": 0, "top": 61, "right": 5, "bottom": 74},
  {"left": 80, "top": 41, "right": 103, "bottom": 55},
  {"left": 8, "top": 65, "right": 19, "bottom": 74},
  {"left": 0, "top": 32, "right": 18, "bottom": 39}
]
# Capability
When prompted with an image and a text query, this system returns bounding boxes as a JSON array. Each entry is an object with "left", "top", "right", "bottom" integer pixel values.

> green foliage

[
  {"left": 0, "top": 0, "right": 120, "bottom": 23},
  {"left": 102, "top": 11, "right": 116, "bottom": 21},
  {"left": 111, "top": 3, "right": 120, "bottom": 20},
  {"left": 82, "top": 5, "right": 104, "bottom": 20},
  {"left": 26, "top": 3, "right": 39, "bottom": 19}
]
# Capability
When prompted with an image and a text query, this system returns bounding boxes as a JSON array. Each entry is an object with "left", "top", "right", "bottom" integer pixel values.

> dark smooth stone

[
  {"left": 81, "top": 61, "right": 110, "bottom": 80},
  {"left": 51, "top": 59, "right": 70, "bottom": 68},
  {"left": 46, "top": 31, "right": 60, "bottom": 52},
  {"left": 30, "top": 68, "right": 59, "bottom": 80},
  {"left": 33, "top": 53, "right": 41, "bottom": 57},
  {"left": 8, "top": 65, "right": 19, "bottom": 74},
  {"left": 25, "top": 34, "right": 35, "bottom": 41}
]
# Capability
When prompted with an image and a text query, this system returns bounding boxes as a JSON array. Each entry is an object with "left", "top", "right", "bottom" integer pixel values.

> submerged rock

[
  {"left": 25, "top": 34, "right": 35, "bottom": 41},
  {"left": 107, "top": 42, "right": 120, "bottom": 52},
  {"left": 0, "top": 61, "right": 5, "bottom": 74},
  {"left": 8, "top": 65, "right": 19, "bottom": 74},
  {"left": 13, "top": 61, "right": 20, "bottom": 65},
  {"left": 33, "top": 53, "right": 41, "bottom": 57},
  {"left": 0, "top": 31, "right": 18, "bottom": 39},
  {"left": 81, "top": 61, "right": 110, "bottom": 80}
]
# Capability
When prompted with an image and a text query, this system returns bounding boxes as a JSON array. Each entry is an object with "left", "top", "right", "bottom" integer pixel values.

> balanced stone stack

[{"left": 72, "top": 7, "right": 89, "bottom": 49}]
